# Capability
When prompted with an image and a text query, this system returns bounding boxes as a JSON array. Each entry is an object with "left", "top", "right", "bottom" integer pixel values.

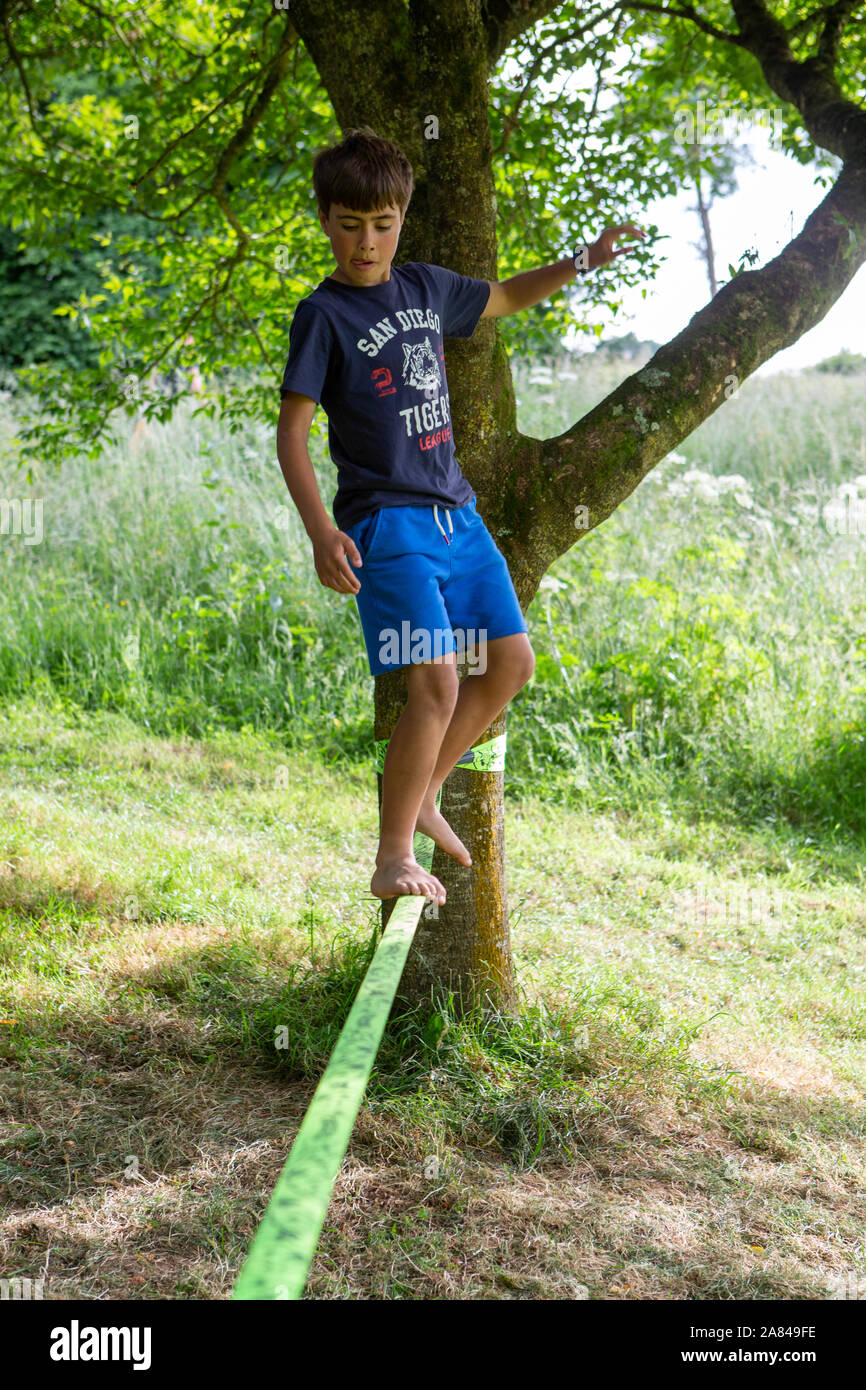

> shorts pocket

[
  {"left": 361, "top": 508, "right": 391, "bottom": 556},
  {"left": 354, "top": 507, "right": 387, "bottom": 560}
]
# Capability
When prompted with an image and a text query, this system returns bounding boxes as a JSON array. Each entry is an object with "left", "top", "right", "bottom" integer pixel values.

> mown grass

[
  {"left": 0, "top": 697, "right": 863, "bottom": 1299},
  {"left": 1, "top": 354, "right": 864, "bottom": 1299}
]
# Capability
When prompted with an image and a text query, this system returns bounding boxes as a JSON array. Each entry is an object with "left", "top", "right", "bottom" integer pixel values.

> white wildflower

[
  {"left": 683, "top": 467, "right": 720, "bottom": 501},
  {"left": 716, "top": 473, "right": 753, "bottom": 507}
]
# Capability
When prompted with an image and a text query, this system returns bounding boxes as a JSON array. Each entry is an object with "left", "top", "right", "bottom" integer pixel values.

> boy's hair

[{"left": 313, "top": 126, "right": 414, "bottom": 221}]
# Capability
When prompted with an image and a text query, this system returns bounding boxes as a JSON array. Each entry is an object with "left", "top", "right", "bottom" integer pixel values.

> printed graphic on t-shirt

[
  {"left": 279, "top": 263, "right": 489, "bottom": 531},
  {"left": 362, "top": 325, "right": 451, "bottom": 452},
  {"left": 402, "top": 337, "right": 441, "bottom": 394}
]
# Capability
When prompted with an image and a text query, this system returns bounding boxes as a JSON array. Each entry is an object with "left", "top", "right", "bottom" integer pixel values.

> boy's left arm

[{"left": 481, "top": 223, "right": 647, "bottom": 318}]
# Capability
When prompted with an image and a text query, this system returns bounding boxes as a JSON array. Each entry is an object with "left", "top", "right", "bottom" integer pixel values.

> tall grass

[{"left": 1, "top": 356, "right": 865, "bottom": 842}]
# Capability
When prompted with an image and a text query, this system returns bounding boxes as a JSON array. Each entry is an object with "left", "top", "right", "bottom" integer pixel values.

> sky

[{"left": 575, "top": 127, "right": 865, "bottom": 376}]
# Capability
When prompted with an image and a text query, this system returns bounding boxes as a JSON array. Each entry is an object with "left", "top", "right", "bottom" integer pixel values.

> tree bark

[{"left": 289, "top": 0, "right": 866, "bottom": 1016}]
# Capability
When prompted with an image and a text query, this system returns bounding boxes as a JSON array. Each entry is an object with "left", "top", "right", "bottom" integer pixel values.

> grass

[
  {"left": 2, "top": 358, "right": 866, "bottom": 837},
  {"left": 0, "top": 697, "right": 863, "bottom": 1299},
  {"left": 1, "top": 352, "right": 865, "bottom": 1299}
]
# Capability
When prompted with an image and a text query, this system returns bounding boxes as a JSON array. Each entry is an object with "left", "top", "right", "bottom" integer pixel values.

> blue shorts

[{"left": 343, "top": 497, "right": 528, "bottom": 677}]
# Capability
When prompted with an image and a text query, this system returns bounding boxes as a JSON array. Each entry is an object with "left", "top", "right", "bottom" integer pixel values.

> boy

[{"left": 277, "top": 127, "right": 644, "bottom": 907}]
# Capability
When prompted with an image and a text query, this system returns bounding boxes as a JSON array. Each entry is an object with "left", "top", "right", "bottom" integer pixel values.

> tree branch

[
  {"left": 616, "top": 0, "right": 749, "bottom": 46},
  {"left": 616, "top": 0, "right": 866, "bottom": 162},
  {"left": 728, "top": 0, "right": 866, "bottom": 160},
  {"left": 503, "top": 161, "right": 866, "bottom": 603},
  {"left": 492, "top": 7, "right": 621, "bottom": 156},
  {"left": 131, "top": 71, "right": 269, "bottom": 191},
  {"left": 2, "top": 13, "right": 39, "bottom": 129},
  {"left": 482, "top": 0, "right": 572, "bottom": 67},
  {"left": 210, "top": 13, "right": 297, "bottom": 205},
  {"left": 815, "top": 0, "right": 862, "bottom": 69}
]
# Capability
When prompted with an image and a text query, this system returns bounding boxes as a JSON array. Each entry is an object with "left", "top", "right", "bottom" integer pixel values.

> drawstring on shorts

[{"left": 432, "top": 504, "right": 453, "bottom": 546}]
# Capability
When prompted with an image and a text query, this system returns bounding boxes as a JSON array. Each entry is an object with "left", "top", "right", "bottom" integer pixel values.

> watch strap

[{"left": 572, "top": 243, "right": 591, "bottom": 276}]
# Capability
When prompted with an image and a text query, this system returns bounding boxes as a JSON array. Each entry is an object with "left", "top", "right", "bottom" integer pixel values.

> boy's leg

[
  {"left": 370, "top": 651, "right": 459, "bottom": 904},
  {"left": 413, "top": 500, "right": 535, "bottom": 854},
  {"left": 415, "top": 633, "right": 535, "bottom": 838},
  {"left": 347, "top": 502, "right": 528, "bottom": 895}
]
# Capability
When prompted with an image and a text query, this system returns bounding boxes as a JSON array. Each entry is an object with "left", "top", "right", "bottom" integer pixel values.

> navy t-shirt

[{"left": 279, "top": 261, "right": 491, "bottom": 532}]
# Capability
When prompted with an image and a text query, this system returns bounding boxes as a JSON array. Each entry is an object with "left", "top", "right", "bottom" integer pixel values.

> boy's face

[{"left": 320, "top": 202, "right": 404, "bottom": 286}]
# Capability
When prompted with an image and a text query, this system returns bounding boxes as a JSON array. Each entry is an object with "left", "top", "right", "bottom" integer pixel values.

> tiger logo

[{"left": 402, "top": 337, "right": 442, "bottom": 395}]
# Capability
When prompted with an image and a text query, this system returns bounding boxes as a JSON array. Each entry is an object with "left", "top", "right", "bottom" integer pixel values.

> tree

[
  {"left": 2, "top": 0, "right": 864, "bottom": 1017},
  {"left": 623, "top": 73, "right": 748, "bottom": 297}
]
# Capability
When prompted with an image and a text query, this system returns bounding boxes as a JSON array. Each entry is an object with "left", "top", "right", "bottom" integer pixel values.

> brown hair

[{"left": 313, "top": 126, "right": 414, "bottom": 221}]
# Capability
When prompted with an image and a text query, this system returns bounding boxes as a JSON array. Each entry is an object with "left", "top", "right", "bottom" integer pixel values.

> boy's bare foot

[
  {"left": 414, "top": 799, "right": 472, "bottom": 866},
  {"left": 371, "top": 857, "right": 447, "bottom": 903}
]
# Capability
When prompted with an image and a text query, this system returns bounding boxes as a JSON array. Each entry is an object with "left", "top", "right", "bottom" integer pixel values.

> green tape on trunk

[
  {"left": 231, "top": 789, "right": 441, "bottom": 1302},
  {"left": 374, "top": 731, "right": 505, "bottom": 775}
]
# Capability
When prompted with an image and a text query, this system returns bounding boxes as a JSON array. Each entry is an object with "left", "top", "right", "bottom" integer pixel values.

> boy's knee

[
  {"left": 489, "top": 635, "right": 534, "bottom": 688},
  {"left": 407, "top": 657, "right": 459, "bottom": 710},
  {"left": 517, "top": 643, "right": 535, "bottom": 686}
]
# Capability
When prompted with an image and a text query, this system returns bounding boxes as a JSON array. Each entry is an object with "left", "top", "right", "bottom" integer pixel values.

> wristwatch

[{"left": 572, "top": 243, "right": 591, "bottom": 276}]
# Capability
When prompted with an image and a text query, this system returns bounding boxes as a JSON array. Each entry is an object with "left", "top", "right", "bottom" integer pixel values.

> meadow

[{"left": 0, "top": 354, "right": 863, "bottom": 1299}]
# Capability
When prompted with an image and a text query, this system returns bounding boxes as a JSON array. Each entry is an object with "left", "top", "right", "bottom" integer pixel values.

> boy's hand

[
  {"left": 590, "top": 224, "right": 646, "bottom": 270},
  {"left": 312, "top": 525, "right": 363, "bottom": 594}
]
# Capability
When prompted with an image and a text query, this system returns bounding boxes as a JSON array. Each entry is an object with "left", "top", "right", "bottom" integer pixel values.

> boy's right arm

[{"left": 277, "top": 392, "right": 362, "bottom": 594}]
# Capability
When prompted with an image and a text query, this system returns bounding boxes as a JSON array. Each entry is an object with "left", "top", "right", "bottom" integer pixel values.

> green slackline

[
  {"left": 374, "top": 730, "right": 506, "bottom": 775},
  {"left": 232, "top": 796, "right": 439, "bottom": 1301},
  {"left": 231, "top": 733, "right": 505, "bottom": 1302}
]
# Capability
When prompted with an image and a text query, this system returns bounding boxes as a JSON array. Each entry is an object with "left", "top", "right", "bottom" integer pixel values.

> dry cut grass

[{"left": 0, "top": 697, "right": 864, "bottom": 1300}]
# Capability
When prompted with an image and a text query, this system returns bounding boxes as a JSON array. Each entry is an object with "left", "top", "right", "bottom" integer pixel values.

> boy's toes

[
  {"left": 424, "top": 874, "right": 446, "bottom": 903},
  {"left": 370, "top": 859, "right": 446, "bottom": 903},
  {"left": 415, "top": 872, "right": 443, "bottom": 903}
]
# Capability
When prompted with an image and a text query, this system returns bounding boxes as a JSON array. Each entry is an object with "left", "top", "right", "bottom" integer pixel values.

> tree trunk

[{"left": 694, "top": 167, "right": 719, "bottom": 298}]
